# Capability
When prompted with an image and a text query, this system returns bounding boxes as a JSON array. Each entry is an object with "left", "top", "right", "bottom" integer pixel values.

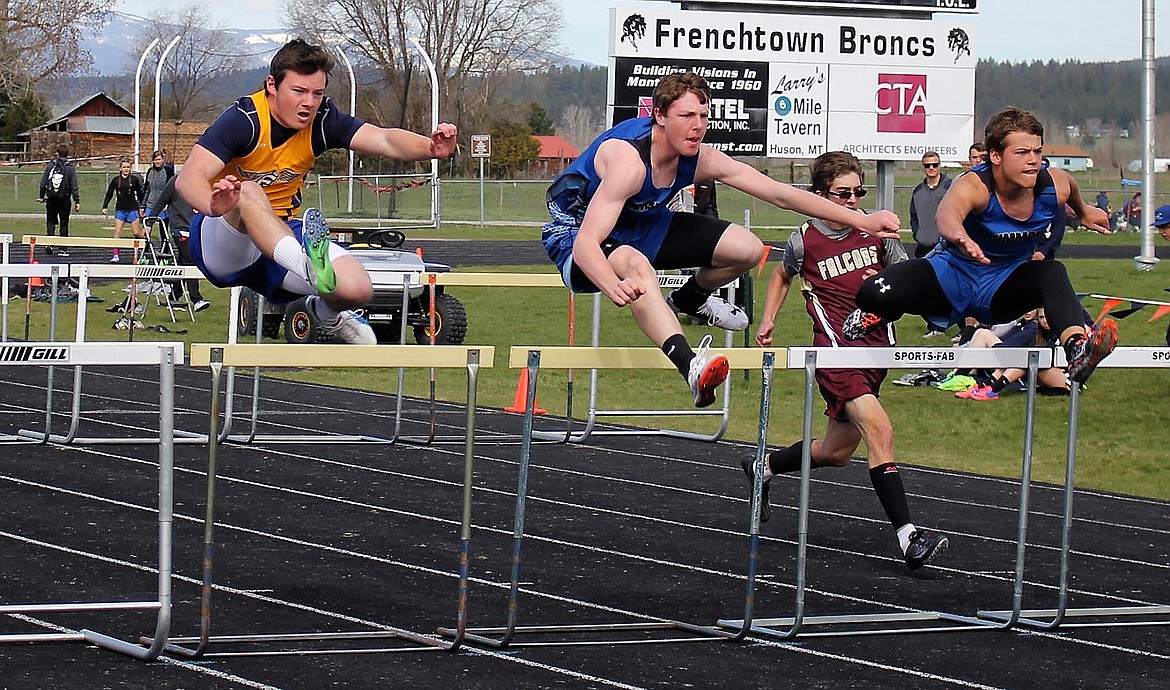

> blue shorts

[
  {"left": 189, "top": 213, "right": 305, "bottom": 304},
  {"left": 114, "top": 209, "right": 139, "bottom": 223},
  {"left": 542, "top": 201, "right": 674, "bottom": 293},
  {"left": 926, "top": 251, "right": 1026, "bottom": 327}
]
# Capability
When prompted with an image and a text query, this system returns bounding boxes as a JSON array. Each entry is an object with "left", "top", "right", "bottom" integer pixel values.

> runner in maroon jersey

[{"left": 746, "top": 151, "right": 948, "bottom": 572}]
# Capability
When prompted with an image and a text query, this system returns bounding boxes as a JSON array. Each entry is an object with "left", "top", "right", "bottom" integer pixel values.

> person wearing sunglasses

[
  {"left": 748, "top": 151, "right": 948, "bottom": 571},
  {"left": 909, "top": 151, "right": 953, "bottom": 337},
  {"left": 845, "top": 107, "right": 1117, "bottom": 385}
]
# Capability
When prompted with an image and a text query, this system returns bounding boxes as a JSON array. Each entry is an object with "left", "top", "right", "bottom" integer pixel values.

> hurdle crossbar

[
  {"left": 979, "top": 346, "right": 1170, "bottom": 630},
  {"left": 157, "top": 343, "right": 491, "bottom": 657},
  {"left": 718, "top": 346, "right": 1057, "bottom": 639},
  {"left": 441, "top": 345, "right": 782, "bottom": 649},
  {"left": 0, "top": 341, "right": 179, "bottom": 660}
]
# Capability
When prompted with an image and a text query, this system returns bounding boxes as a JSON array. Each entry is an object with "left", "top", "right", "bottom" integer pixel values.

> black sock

[
  {"left": 669, "top": 276, "right": 714, "bottom": 314},
  {"left": 661, "top": 334, "right": 693, "bottom": 377},
  {"left": 766, "top": 441, "right": 830, "bottom": 474},
  {"left": 869, "top": 462, "right": 912, "bottom": 529},
  {"left": 956, "top": 324, "right": 979, "bottom": 345},
  {"left": 989, "top": 376, "right": 1009, "bottom": 393}
]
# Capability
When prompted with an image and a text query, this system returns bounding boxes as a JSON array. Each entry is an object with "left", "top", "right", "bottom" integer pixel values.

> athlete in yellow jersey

[{"left": 178, "top": 38, "right": 457, "bottom": 343}]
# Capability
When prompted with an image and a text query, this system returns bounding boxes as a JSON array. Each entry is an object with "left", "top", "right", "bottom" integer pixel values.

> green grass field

[{"left": 3, "top": 172, "right": 1170, "bottom": 501}]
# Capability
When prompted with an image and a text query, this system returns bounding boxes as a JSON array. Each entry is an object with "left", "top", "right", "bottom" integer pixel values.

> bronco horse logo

[{"left": 621, "top": 14, "right": 647, "bottom": 51}]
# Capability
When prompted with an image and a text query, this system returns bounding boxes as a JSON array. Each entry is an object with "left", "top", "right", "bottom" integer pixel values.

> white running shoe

[
  {"left": 687, "top": 334, "right": 729, "bottom": 408},
  {"left": 668, "top": 292, "right": 749, "bottom": 331},
  {"left": 327, "top": 309, "right": 377, "bottom": 344}
]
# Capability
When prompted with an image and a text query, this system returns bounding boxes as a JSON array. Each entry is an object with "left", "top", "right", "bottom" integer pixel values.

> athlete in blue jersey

[
  {"left": 543, "top": 72, "right": 903, "bottom": 407},
  {"left": 177, "top": 39, "right": 457, "bottom": 344},
  {"left": 844, "top": 107, "right": 1117, "bottom": 384}
]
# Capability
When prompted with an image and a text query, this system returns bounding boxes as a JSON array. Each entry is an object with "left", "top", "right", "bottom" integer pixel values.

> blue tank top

[
  {"left": 545, "top": 117, "right": 699, "bottom": 227},
  {"left": 949, "top": 165, "right": 1057, "bottom": 263}
]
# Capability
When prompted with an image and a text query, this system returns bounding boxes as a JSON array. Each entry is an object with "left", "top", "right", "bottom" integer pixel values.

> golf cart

[{"left": 237, "top": 226, "right": 467, "bottom": 345}]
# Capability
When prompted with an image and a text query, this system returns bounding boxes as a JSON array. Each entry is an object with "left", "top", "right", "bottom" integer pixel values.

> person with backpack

[
  {"left": 37, "top": 144, "right": 80, "bottom": 256},
  {"left": 101, "top": 156, "right": 145, "bottom": 262}
]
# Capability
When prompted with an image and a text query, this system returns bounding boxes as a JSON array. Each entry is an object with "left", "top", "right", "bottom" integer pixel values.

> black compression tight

[{"left": 856, "top": 258, "right": 1084, "bottom": 334}]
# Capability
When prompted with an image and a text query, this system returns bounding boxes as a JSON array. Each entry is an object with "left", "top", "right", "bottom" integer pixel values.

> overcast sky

[{"left": 115, "top": 0, "right": 1167, "bottom": 65}]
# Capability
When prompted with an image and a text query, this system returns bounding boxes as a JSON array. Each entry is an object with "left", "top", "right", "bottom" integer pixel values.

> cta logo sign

[{"left": 876, "top": 74, "right": 926, "bottom": 134}]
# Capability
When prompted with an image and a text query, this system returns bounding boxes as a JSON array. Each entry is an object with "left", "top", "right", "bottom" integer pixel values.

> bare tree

[
  {"left": 284, "top": 0, "right": 563, "bottom": 134},
  {"left": 0, "top": 1, "right": 112, "bottom": 98},
  {"left": 557, "top": 104, "right": 602, "bottom": 153},
  {"left": 143, "top": 5, "right": 255, "bottom": 120}
]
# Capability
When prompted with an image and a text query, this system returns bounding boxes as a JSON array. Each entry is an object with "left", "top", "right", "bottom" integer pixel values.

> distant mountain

[{"left": 80, "top": 11, "right": 288, "bottom": 76}]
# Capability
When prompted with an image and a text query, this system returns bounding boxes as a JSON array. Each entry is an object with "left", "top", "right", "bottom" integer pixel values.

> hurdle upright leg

[
  {"left": 722, "top": 347, "right": 1052, "bottom": 639},
  {"left": 979, "top": 346, "right": 1170, "bottom": 629},
  {"left": 449, "top": 346, "right": 777, "bottom": 649},
  {"left": 160, "top": 344, "right": 491, "bottom": 657},
  {"left": 1, "top": 342, "right": 181, "bottom": 660}
]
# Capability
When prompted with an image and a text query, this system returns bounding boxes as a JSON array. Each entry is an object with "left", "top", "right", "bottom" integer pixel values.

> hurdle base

[
  {"left": 16, "top": 428, "right": 209, "bottom": 445},
  {"left": 439, "top": 620, "right": 739, "bottom": 649},
  {"left": 978, "top": 605, "right": 1170, "bottom": 629},
  {"left": 148, "top": 628, "right": 454, "bottom": 658},
  {"left": 717, "top": 611, "right": 999, "bottom": 639}
]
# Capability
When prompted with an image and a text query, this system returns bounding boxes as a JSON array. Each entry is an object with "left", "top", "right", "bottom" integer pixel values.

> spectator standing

[
  {"left": 151, "top": 175, "right": 210, "bottom": 312},
  {"left": 37, "top": 144, "right": 80, "bottom": 256},
  {"left": 968, "top": 142, "right": 986, "bottom": 167},
  {"left": 101, "top": 157, "right": 145, "bottom": 262},
  {"left": 141, "top": 149, "right": 175, "bottom": 220},
  {"left": 909, "top": 150, "right": 952, "bottom": 337}
]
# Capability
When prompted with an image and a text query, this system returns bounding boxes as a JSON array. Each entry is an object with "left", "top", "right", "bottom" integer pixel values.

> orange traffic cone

[
  {"left": 29, "top": 260, "right": 43, "bottom": 287},
  {"left": 504, "top": 368, "right": 547, "bottom": 415}
]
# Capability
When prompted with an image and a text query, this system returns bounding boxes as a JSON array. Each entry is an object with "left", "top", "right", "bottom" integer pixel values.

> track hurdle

[
  {"left": 718, "top": 346, "right": 1056, "bottom": 639},
  {"left": 441, "top": 345, "right": 779, "bottom": 648},
  {"left": 0, "top": 340, "right": 181, "bottom": 660},
  {"left": 11, "top": 262, "right": 209, "bottom": 445},
  {"left": 979, "top": 346, "right": 1170, "bottom": 630},
  {"left": 158, "top": 343, "right": 492, "bottom": 657},
  {"left": 421, "top": 272, "right": 741, "bottom": 445}
]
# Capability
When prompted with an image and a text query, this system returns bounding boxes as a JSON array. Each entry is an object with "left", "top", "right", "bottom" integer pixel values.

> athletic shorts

[
  {"left": 190, "top": 213, "right": 307, "bottom": 304},
  {"left": 816, "top": 367, "right": 886, "bottom": 421},
  {"left": 542, "top": 205, "right": 731, "bottom": 293},
  {"left": 926, "top": 251, "right": 1026, "bottom": 327},
  {"left": 114, "top": 209, "right": 139, "bottom": 223}
]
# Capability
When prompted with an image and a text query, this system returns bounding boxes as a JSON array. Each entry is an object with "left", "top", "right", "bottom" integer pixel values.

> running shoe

[
  {"left": 321, "top": 305, "right": 377, "bottom": 344},
  {"left": 740, "top": 453, "right": 771, "bottom": 522},
  {"left": 955, "top": 384, "right": 997, "bottom": 400},
  {"left": 904, "top": 530, "right": 949, "bottom": 571},
  {"left": 300, "top": 207, "right": 337, "bottom": 294},
  {"left": 193, "top": 300, "right": 211, "bottom": 313},
  {"left": 841, "top": 308, "right": 886, "bottom": 341},
  {"left": 667, "top": 292, "right": 749, "bottom": 331},
  {"left": 1065, "top": 318, "right": 1119, "bottom": 384},
  {"left": 687, "top": 334, "right": 729, "bottom": 408}
]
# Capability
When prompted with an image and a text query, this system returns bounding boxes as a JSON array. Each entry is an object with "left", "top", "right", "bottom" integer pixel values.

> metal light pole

[
  {"left": 133, "top": 38, "right": 161, "bottom": 168},
  {"left": 153, "top": 36, "right": 182, "bottom": 157},
  {"left": 409, "top": 37, "right": 441, "bottom": 228},
  {"left": 1136, "top": 0, "right": 1159, "bottom": 271},
  {"left": 336, "top": 45, "right": 357, "bottom": 214}
]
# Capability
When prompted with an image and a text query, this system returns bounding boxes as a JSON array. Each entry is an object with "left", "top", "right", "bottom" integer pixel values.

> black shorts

[{"left": 567, "top": 211, "right": 731, "bottom": 291}]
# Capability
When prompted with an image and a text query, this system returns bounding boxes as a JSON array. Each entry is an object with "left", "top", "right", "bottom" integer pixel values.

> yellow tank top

[{"left": 212, "top": 89, "right": 317, "bottom": 218}]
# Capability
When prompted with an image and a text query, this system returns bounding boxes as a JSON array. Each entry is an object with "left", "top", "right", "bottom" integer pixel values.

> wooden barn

[{"left": 22, "top": 93, "right": 209, "bottom": 170}]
